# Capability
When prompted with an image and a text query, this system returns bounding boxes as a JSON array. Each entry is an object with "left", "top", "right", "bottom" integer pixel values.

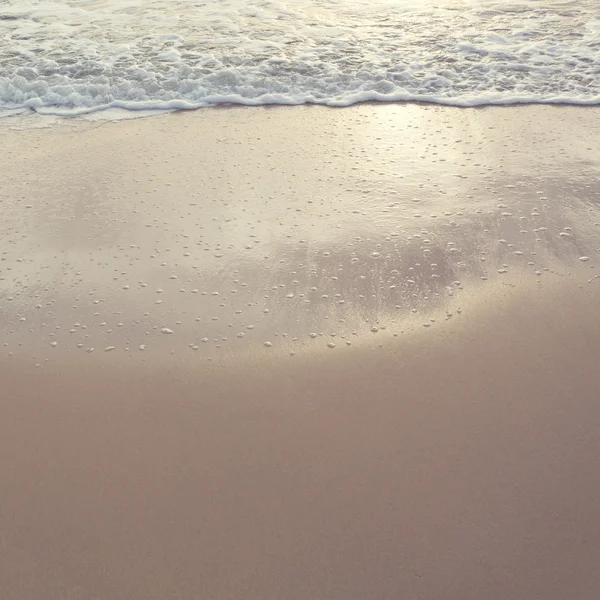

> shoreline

[{"left": 3, "top": 98, "right": 600, "bottom": 132}]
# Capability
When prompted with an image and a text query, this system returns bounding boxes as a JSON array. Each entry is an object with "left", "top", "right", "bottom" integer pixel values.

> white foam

[{"left": 1, "top": 0, "right": 599, "bottom": 120}]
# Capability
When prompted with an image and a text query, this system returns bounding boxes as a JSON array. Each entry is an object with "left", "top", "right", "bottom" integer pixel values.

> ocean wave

[{"left": 1, "top": 0, "right": 599, "bottom": 118}]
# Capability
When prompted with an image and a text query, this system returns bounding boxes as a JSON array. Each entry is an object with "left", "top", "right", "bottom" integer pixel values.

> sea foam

[{"left": 1, "top": 0, "right": 599, "bottom": 119}]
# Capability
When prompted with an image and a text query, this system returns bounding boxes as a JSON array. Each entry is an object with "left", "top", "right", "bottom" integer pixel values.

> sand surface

[{"left": 1, "top": 105, "right": 600, "bottom": 599}]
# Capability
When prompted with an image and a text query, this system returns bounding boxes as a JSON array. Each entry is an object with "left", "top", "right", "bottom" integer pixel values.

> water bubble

[{"left": 161, "top": 328, "right": 174, "bottom": 334}]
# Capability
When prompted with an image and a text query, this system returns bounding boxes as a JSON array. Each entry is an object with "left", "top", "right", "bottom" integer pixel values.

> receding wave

[{"left": 1, "top": 0, "right": 599, "bottom": 118}]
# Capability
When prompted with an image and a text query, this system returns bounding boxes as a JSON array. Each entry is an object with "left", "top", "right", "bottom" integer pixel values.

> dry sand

[{"left": 1, "top": 105, "right": 600, "bottom": 599}]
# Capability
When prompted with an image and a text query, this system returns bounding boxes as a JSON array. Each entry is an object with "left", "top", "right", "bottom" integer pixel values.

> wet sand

[{"left": 1, "top": 105, "right": 600, "bottom": 599}]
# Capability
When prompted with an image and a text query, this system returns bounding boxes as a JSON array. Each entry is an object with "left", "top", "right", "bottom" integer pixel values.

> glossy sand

[{"left": 1, "top": 105, "right": 600, "bottom": 599}]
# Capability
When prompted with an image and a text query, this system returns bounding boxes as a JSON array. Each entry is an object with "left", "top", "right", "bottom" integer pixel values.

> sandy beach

[{"left": 1, "top": 104, "right": 600, "bottom": 599}]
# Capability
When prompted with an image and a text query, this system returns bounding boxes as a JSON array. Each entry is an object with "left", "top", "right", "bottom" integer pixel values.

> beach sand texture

[{"left": 1, "top": 105, "right": 600, "bottom": 599}]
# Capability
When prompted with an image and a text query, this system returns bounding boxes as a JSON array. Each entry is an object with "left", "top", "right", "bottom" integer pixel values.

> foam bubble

[{"left": 1, "top": 0, "right": 599, "bottom": 120}]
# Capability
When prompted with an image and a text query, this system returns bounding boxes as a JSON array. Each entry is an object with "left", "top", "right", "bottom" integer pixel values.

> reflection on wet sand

[{"left": 1, "top": 105, "right": 598, "bottom": 364}]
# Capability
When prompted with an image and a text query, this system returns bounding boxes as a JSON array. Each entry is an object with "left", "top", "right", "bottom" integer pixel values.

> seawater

[{"left": 1, "top": 0, "right": 599, "bottom": 119}]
